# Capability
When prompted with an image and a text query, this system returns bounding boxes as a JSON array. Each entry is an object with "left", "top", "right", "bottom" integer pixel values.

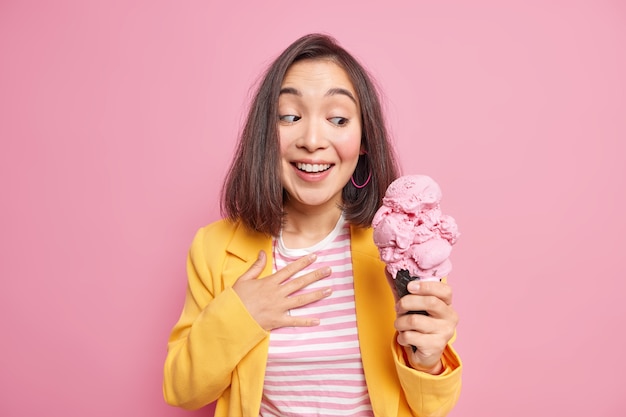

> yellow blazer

[{"left": 163, "top": 219, "right": 462, "bottom": 416}]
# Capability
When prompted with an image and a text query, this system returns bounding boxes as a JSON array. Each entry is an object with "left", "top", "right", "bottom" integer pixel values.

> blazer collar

[{"left": 225, "top": 221, "right": 274, "bottom": 276}]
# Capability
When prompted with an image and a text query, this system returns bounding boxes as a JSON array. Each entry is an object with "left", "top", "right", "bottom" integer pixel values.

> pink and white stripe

[{"left": 261, "top": 217, "right": 373, "bottom": 416}]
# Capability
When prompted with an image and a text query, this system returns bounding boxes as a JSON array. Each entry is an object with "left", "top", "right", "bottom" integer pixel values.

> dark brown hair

[{"left": 221, "top": 33, "right": 399, "bottom": 235}]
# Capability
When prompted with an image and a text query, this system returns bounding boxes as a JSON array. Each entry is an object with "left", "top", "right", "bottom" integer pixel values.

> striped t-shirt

[{"left": 260, "top": 216, "right": 373, "bottom": 417}]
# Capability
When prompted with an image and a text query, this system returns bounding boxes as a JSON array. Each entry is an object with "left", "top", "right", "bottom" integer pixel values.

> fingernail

[
  {"left": 323, "top": 288, "right": 332, "bottom": 296},
  {"left": 309, "top": 253, "right": 317, "bottom": 262},
  {"left": 408, "top": 281, "right": 420, "bottom": 292},
  {"left": 258, "top": 250, "right": 265, "bottom": 260}
]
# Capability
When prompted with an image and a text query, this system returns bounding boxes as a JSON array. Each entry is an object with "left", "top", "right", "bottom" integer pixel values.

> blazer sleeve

[
  {"left": 162, "top": 226, "right": 268, "bottom": 410},
  {"left": 392, "top": 337, "right": 462, "bottom": 416}
]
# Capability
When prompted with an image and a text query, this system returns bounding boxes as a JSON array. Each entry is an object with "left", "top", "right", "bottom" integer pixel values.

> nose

[{"left": 297, "top": 119, "right": 328, "bottom": 152}]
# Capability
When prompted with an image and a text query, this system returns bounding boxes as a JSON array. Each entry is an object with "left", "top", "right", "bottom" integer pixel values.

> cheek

[
  {"left": 336, "top": 130, "right": 362, "bottom": 161},
  {"left": 278, "top": 133, "right": 289, "bottom": 157}
]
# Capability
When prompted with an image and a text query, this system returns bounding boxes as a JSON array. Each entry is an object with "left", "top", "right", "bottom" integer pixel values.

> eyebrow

[
  {"left": 279, "top": 87, "right": 358, "bottom": 105},
  {"left": 327, "top": 87, "right": 357, "bottom": 104}
]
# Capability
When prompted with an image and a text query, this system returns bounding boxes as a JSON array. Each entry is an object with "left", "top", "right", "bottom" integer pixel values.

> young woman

[{"left": 163, "top": 33, "right": 462, "bottom": 416}]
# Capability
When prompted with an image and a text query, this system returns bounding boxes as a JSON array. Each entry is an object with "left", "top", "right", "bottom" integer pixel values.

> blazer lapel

[
  {"left": 222, "top": 221, "right": 273, "bottom": 416},
  {"left": 351, "top": 225, "right": 399, "bottom": 417},
  {"left": 224, "top": 221, "right": 274, "bottom": 282}
]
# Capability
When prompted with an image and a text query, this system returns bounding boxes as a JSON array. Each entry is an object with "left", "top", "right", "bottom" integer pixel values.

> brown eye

[
  {"left": 279, "top": 115, "right": 301, "bottom": 123},
  {"left": 329, "top": 117, "right": 349, "bottom": 126}
]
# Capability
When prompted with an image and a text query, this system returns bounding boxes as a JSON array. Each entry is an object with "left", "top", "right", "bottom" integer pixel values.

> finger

[
  {"left": 406, "top": 280, "right": 453, "bottom": 305},
  {"left": 397, "top": 331, "right": 446, "bottom": 358},
  {"left": 236, "top": 250, "right": 267, "bottom": 282},
  {"left": 397, "top": 294, "right": 445, "bottom": 317},
  {"left": 274, "top": 253, "right": 318, "bottom": 284},
  {"left": 283, "top": 266, "right": 332, "bottom": 294},
  {"left": 395, "top": 309, "right": 458, "bottom": 342},
  {"left": 287, "top": 286, "right": 333, "bottom": 310},
  {"left": 394, "top": 311, "right": 437, "bottom": 334},
  {"left": 283, "top": 315, "right": 321, "bottom": 328}
]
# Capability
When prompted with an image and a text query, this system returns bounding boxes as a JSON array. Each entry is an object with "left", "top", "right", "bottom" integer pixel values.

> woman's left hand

[{"left": 394, "top": 279, "right": 458, "bottom": 374}]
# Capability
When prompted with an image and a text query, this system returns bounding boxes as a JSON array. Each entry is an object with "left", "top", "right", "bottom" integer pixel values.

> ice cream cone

[{"left": 373, "top": 175, "right": 460, "bottom": 355}]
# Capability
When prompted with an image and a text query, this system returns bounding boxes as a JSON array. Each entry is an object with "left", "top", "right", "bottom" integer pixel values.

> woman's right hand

[{"left": 232, "top": 250, "right": 332, "bottom": 331}]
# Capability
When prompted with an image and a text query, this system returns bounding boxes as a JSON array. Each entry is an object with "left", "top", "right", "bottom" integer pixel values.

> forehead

[{"left": 281, "top": 59, "right": 357, "bottom": 97}]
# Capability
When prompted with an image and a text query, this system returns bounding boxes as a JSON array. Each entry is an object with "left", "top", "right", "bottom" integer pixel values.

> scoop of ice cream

[
  {"left": 380, "top": 174, "right": 442, "bottom": 215},
  {"left": 373, "top": 174, "right": 459, "bottom": 280},
  {"left": 372, "top": 208, "right": 415, "bottom": 251},
  {"left": 408, "top": 237, "right": 453, "bottom": 270}
]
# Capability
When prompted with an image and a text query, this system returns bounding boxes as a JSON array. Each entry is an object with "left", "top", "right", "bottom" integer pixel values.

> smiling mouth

[{"left": 295, "top": 162, "right": 332, "bottom": 173}]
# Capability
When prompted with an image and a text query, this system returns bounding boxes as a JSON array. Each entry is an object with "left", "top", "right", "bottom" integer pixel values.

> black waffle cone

[{"left": 395, "top": 269, "right": 428, "bottom": 316}]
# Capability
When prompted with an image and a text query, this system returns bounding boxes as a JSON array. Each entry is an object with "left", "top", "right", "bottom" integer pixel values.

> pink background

[{"left": 1, "top": 1, "right": 625, "bottom": 416}]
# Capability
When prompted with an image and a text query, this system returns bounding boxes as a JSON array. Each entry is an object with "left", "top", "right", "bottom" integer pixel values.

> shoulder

[
  {"left": 196, "top": 218, "right": 241, "bottom": 237},
  {"left": 187, "top": 219, "right": 248, "bottom": 257},
  {"left": 192, "top": 218, "right": 239, "bottom": 246},
  {"left": 190, "top": 218, "right": 272, "bottom": 262}
]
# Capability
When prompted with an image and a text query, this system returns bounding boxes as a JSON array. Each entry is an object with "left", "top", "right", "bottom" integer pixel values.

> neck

[{"left": 281, "top": 202, "right": 343, "bottom": 249}]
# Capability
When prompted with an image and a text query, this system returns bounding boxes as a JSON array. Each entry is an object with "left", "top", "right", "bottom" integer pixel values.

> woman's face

[{"left": 278, "top": 59, "right": 362, "bottom": 214}]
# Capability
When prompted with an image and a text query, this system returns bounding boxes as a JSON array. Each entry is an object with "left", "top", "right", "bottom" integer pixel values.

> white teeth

[{"left": 296, "top": 162, "right": 331, "bottom": 173}]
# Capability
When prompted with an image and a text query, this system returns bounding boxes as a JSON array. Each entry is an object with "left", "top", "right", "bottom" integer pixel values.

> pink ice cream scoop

[{"left": 372, "top": 175, "right": 460, "bottom": 299}]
